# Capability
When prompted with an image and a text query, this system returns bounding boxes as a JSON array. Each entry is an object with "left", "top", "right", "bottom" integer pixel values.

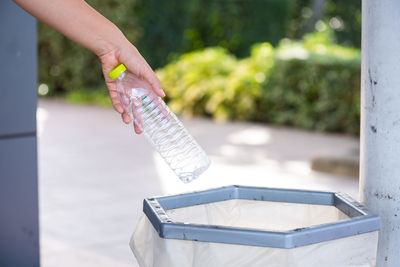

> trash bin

[{"left": 130, "top": 186, "right": 379, "bottom": 267}]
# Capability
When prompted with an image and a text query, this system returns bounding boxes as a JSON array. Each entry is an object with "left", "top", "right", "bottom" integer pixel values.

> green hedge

[{"left": 158, "top": 31, "right": 361, "bottom": 135}]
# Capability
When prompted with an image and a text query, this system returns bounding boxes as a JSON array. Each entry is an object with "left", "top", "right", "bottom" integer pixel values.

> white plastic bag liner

[{"left": 130, "top": 199, "right": 378, "bottom": 267}]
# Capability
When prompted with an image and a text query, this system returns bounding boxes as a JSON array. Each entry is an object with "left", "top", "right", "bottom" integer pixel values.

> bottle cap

[{"left": 108, "top": 63, "right": 127, "bottom": 80}]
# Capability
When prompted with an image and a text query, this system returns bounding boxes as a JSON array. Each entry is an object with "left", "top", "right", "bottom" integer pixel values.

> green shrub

[
  {"left": 158, "top": 31, "right": 361, "bottom": 134},
  {"left": 257, "top": 31, "right": 360, "bottom": 134},
  {"left": 212, "top": 43, "right": 275, "bottom": 121},
  {"left": 158, "top": 47, "right": 238, "bottom": 117}
]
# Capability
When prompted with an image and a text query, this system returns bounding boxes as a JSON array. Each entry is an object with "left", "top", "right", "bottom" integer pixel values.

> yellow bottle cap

[{"left": 108, "top": 64, "right": 127, "bottom": 80}]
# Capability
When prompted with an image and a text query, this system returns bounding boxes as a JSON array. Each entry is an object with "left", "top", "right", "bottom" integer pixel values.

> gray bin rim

[{"left": 143, "top": 185, "right": 380, "bottom": 248}]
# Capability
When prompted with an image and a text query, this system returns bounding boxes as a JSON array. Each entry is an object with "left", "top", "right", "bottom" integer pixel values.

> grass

[{"left": 65, "top": 89, "right": 112, "bottom": 107}]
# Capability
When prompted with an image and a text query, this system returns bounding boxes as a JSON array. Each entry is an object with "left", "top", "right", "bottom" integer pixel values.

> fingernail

[{"left": 161, "top": 89, "right": 166, "bottom": 98}]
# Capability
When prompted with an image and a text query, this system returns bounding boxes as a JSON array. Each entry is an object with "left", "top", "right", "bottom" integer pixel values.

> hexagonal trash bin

[{"left": 130, "top": 186, "right": 379, "bottom": 267}]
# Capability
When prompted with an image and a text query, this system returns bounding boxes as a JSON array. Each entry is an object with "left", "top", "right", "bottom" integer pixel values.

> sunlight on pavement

[
  {"left": 226, "top": 128, "right": 271, "bottom": 146},
  {"left": 37, "top": 107, "right": 49, "bottom": 137},
  {"left": 41, "top": 237, "right": 132, "bottom": 267},
  {"left": 153, "top": 151, "right": 358, "bottom": 198}
]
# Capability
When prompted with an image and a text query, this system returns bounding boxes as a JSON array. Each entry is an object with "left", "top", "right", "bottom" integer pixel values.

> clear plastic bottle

[{"left": 109, "top": 64, "right": 210, "bottom": 183}]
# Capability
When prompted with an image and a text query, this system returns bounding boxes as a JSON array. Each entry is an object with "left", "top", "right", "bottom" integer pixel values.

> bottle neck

[{"left": 117, "top": 72, "right": 126, "bottom": 80}]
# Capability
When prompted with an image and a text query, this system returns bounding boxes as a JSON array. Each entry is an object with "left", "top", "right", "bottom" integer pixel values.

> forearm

[{"left": 14, "top": 0, "right": 127, "bottom": 56}]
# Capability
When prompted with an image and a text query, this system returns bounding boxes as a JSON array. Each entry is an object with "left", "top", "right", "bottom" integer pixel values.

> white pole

[{"left": 360, "top": 0, "right": 400, "bottom": 266}]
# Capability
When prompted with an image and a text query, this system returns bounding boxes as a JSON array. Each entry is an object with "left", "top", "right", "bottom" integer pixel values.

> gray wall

[{"left": 0, "top": 1, "right": 39, "bottom": 266}]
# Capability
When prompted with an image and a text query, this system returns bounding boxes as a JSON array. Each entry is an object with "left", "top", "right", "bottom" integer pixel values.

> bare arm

[
  {"left": 14, "top": 0, "right": 165, "bottom": 131},
  {"left": 14, "top": 0, "right": 125, "bottom": 56}
]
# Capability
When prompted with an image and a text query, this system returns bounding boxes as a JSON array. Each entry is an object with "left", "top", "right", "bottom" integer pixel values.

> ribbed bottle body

[
  {"left": 115, "top": 72, "right": 210, "bottom": 183},
  {"left": 139, "top": 93, "right": 210, "bottom": 183}
]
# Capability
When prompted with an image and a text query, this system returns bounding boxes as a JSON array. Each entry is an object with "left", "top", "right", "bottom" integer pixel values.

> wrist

[{"left": 94, "top": 24, "right": 128, "bottom": 57}]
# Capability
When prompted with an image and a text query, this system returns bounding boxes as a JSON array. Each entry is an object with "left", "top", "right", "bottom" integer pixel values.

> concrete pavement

[{"left": 37, "top": 99, "right": 359, "bottom": 267}]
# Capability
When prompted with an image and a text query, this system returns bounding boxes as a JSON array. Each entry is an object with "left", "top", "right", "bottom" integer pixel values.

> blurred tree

[
  {"left": 135, "top": 0, "right": 295, "bottom": 68},
  {"left": 325, "top": 0, "right": 361, "bottom": 47},
  {"left": 303, "top": 0, "right": 328, "bottom": 34},
  {"left": 288, "top": 0, "right": 361, "bottom": 47}
]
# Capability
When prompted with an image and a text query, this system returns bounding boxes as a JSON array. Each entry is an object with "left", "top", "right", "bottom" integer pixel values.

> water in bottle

[{"left": 109, "top": 64, "right": 210, "bottom": 183}]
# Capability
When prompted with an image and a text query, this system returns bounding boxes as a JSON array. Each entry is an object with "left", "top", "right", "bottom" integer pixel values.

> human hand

[{"left": 99, "top": 40, "right": 165, "bottom": 133}]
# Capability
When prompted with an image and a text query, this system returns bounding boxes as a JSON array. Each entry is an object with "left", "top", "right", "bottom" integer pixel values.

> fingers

[
  {"left": 141, "top": 65, "right": 165, "bottom": 98},
  {"left": 107, "top": 85, "right": 124, "bottom": 114},
  {"left": 100, "top": 45, "right": 164, "bottom": 135},
  {"left": 131, "top": 96, "right": 144, "bottom": 134},
  {"left": 133, "top": 122, "right": 143, "bottom": 134},
  {"left": 121, "top": 112, "right": 131, "bottom": 124}
]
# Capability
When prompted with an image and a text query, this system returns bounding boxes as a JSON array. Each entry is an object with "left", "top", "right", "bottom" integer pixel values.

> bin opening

[
  {"left": 142, "top": 185, "right": 379, "bottom": 248},
  {"left": 166, "top": 199, "right": 349, "bottom": 232}
]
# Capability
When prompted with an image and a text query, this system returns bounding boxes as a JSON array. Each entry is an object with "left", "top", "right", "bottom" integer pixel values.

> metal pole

[{"left": 360, "top": 1, "right": 400, "bottom": 266}]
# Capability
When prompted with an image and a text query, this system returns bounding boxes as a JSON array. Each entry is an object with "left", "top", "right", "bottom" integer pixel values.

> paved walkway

[{"left": 38, "top": 99, "right": 359, "bottom": 267}]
